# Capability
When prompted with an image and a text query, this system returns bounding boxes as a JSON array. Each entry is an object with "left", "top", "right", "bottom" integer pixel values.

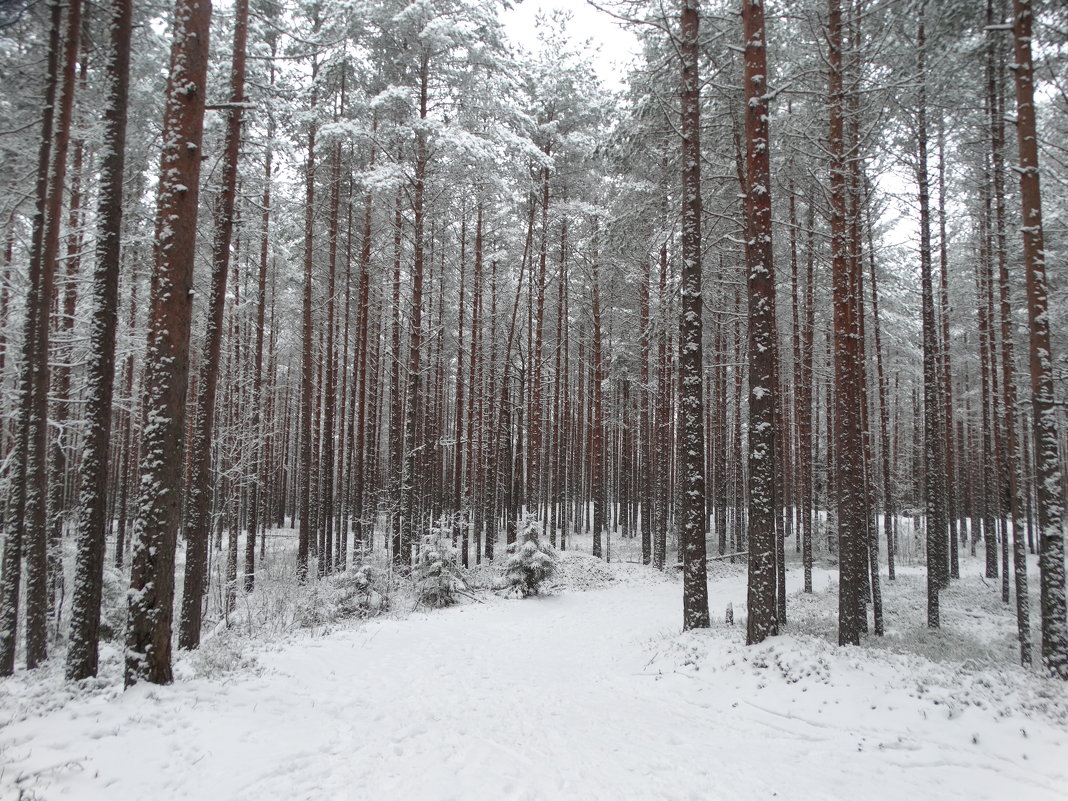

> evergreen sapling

[
  {"left": 415, "top": 529, "right": 467, "bottom": 608},
  {"left": 503, "top": 516, "right": 558, "bottom": 597}
]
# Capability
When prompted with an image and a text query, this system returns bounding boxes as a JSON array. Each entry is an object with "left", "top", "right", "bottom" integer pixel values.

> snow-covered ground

[{"left": 2, "top": 547, "right": 1066, "bottom": 800}]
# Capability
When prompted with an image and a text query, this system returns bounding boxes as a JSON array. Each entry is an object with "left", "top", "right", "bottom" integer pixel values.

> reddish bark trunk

[{"left": 126, "top": 0, "right": 212, "bottom": 687}]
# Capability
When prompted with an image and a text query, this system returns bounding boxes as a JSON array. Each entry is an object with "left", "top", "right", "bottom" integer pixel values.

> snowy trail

[{"left": 2, "top": 565, "right": 1066, "bottom": 801}]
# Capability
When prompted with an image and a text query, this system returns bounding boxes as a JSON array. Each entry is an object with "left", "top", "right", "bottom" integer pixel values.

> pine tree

[
  {"left": 742, "top": 0, "right": 778, "bottom": 646},
  {"left": 0, "top": 0, "right": 63, "bottom": 676},
  {"left": 678, "top": 0, "right": 709, "bottom": 631},
  {"left": 125, "top": 0, "right": 212, "bottom": 688},
  {"left": 179, "top": 0, "right": 249, "bottom": 651},
  {"left": 66, "top": 0, "right": 133, "bottom": 682},
  {"left": 1009, "top": 0, "right": 1067, "bottom": 679},
  {"left": 828, "top": 0, "right": 866, "bottom": 646}
]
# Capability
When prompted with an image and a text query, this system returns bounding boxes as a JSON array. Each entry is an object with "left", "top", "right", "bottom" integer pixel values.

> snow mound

[
  {"left": 552, "top": 551, "right": 618, "bottom": 590},
  {"left": 548, "top": 551, "right": 648, "bottom": 592},
  {"left": 646, "top": 568, "right": 1068, "bottom": 731}
]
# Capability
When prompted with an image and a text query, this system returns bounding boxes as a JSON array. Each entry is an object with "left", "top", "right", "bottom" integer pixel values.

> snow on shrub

[
  {"left": 185, "top": 629, "right": 258, "bottom": 678},
  {"left": 333, "top": 564, "right": 389, "bottom": 617},
  {"left": 503, "top": 516, "right": 557, "bottom": 597},
  {"left": 414, "top": 530, "right": 467, "bottom": 608},
  {"left": 295, "top": 563, "right": 389, "bottom": 628},
  {"left": 98, "top": 564, "right": 127, "bottom": 641}
]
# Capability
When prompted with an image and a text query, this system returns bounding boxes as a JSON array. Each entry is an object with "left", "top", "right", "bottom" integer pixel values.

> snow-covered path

[{"left": 2, "top": 565, "right": 1066, "bottom": 801}]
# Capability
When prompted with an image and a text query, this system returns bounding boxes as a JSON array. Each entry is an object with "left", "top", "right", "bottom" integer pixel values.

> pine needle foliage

[
  {"left": 503, "top": 517, "right": 558, "bottom": 598},
  {"left": 414, "top": 530, "right": 466, "bottom": 608}
]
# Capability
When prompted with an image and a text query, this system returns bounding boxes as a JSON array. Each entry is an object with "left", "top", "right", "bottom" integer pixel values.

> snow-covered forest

[{"left": 1, "top": 0, "right": 1067, "bottom": 797}]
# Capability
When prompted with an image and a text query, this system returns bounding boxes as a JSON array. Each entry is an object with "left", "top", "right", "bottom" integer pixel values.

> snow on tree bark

[
  {"left": 591, "top": 220, "right": 605, "bottom": 560},
  {"left": 23, "top": 0, "right": 84, "bottom": 667},
  {"left": 319, "top": 137, "right": 342, "bottom": 576},
  {"left": 980, "top": 0, "right": 1031, "bottom": 666},
  {"left": 654, "top": 232, "right": 670, "bottom": 572},
  {"left": 125, "top": 0, "right": 212, "bottom": 688},
  {"left": 915, "top": 7, "right": 947, "bottom": 628},
  {"left": 179, "top": 0, "right": 248, "bottom": 650},
  {"left": 828, "top": 0, "right": 866, "bottom": 646},
  {"left": 399, "top": 47, "right": 431, "bottom": 571},
  {"left": 351, "top": 116, "right": 376, "bottom": 558},
  {"left": 298, "top": 58, "right": 319, "bottom": 584},
  {"left": 66, "top": 0, "right": 133, "bottom": 682},
  {"left": 742, "top": 0, "right": 778, "bottom": 646},
  {"left": 1009, "top": 0, "right": 1067, "bottom": 679},
  {"left": 245, "top": 52, "right": 277, "bottom": 593},
  {"left": 0, "top": 0, "right": 62, "bottom": 676},
  {"left": 640, "top": 253, "right": 652, "bottom": 566},
  {"left": 679, "top": 0, "right": 709, "bottom": 630},
  {"left": 862, "top": 206, "right": 895, "bottom": 591}
]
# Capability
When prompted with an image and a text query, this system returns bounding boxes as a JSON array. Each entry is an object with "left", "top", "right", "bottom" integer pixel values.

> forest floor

[{"left": 1, "top": 536, "right": 1067, "bottom": 800}]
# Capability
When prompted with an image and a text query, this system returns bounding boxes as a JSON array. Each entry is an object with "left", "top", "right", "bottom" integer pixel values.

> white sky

[{"left": 501, "top": 0, "right": 641, "bottom": 88}]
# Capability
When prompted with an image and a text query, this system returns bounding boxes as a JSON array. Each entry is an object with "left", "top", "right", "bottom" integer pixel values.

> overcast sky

[{"left": 501, "top": 0, "right": 640, "bottom": 88}]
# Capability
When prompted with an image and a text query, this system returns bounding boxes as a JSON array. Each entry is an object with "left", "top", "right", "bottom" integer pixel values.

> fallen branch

[{"left": 455, "top": 589, "right": 485, "bottom": 604}]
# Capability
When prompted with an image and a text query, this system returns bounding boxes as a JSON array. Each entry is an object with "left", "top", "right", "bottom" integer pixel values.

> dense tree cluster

[{"left": 0, "top": 0, "right": 1066, "bottom": 685}]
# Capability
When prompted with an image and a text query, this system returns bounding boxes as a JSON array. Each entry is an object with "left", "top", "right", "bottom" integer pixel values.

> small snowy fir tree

[
  {"left": 296, "top": 564, "right": 389, "bottom": 628},
  {"left": 334, "top": 564, "right": 388, "bottom": 617},
  {"left": 415, "top": 529, "right": 466, "bottom": 608},
  {"left": 503, "top": 516, "right": 558, "bottom": 597}
]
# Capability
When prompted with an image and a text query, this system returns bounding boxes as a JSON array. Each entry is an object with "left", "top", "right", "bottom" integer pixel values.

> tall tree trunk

[
  {"left": 828, "top": 0, "right": 865, "bottom": 646},
  {"left": 801, "top": 201, "right": 816, "bottom": 590},
  {"left": 868, "top": 220, "right": 895, "bottom": 582},
  {"left": 742, "top": 0, "right": 778, "bottom": 645},
  {"left": 976, "top": 206, "right": 999, "bottom": 581},
  {"left": 48, "top": 50, "right": 89, "bottom": 627},
  {"left": 452, "top": 214, "right": 468, "bottom": 560},
  {"left": 679, "top": 0, "right": 710, "bottom": 630},
  {"left": 351, "top": 120, "right": 376, "bottom": 557},
  {"left": 527, "top": 162, "right": 551, "bottom": 521},
  {"left": 654, "top": 233, "right": 670, "bottom": 571},
  {"left": 1010, "top": 0, "right": 1067, "bottom": 679},
  {"left": 319, "top": 138, "right": 342, "bottom": 575},
  {"left": 65, "top": 0, "right": 133, "bottom": 681},
  {"left": 983, "top": 3, "right": 1032, "bottom": 665},
  {"left": 125, "top": 0, "right": 212, "bottom": 687},
  {"left": 463, "top": 204, "right": 485, "bottom": 563},
  {"left": 399, "top": 49, "right": 431, "bottom": 569},
  {"left": 245, "top": 56, "right": 275, "bottom": 593},
  {"left": 590, "top": 222, "right": 605, "bottom": 559},
  {"left": 114, "top": 280, "right": 140, "bottom": 570},
  {"left": 179, "top": 0, "right": 248, "bottom": 649},
  {"left": 18, "top": 0, "right": 84, "bottom": 669},
  {"left": 297, "top": 60, "right": 319, "bottom": 583},
  {"left": 935, "top": 121, "right": 959, "bottom": 582},
  {"left": 787, "top": 117, "right": 804, "bottom": 569},
  {"left": 0, "top": 228, "right": 11, "bottom": 395},
  {"left": 639, "top": 254, "right": 652, "bottom": 565},
  {"left": 916, "top": 7, "right": 946, "bottom": 627}
]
